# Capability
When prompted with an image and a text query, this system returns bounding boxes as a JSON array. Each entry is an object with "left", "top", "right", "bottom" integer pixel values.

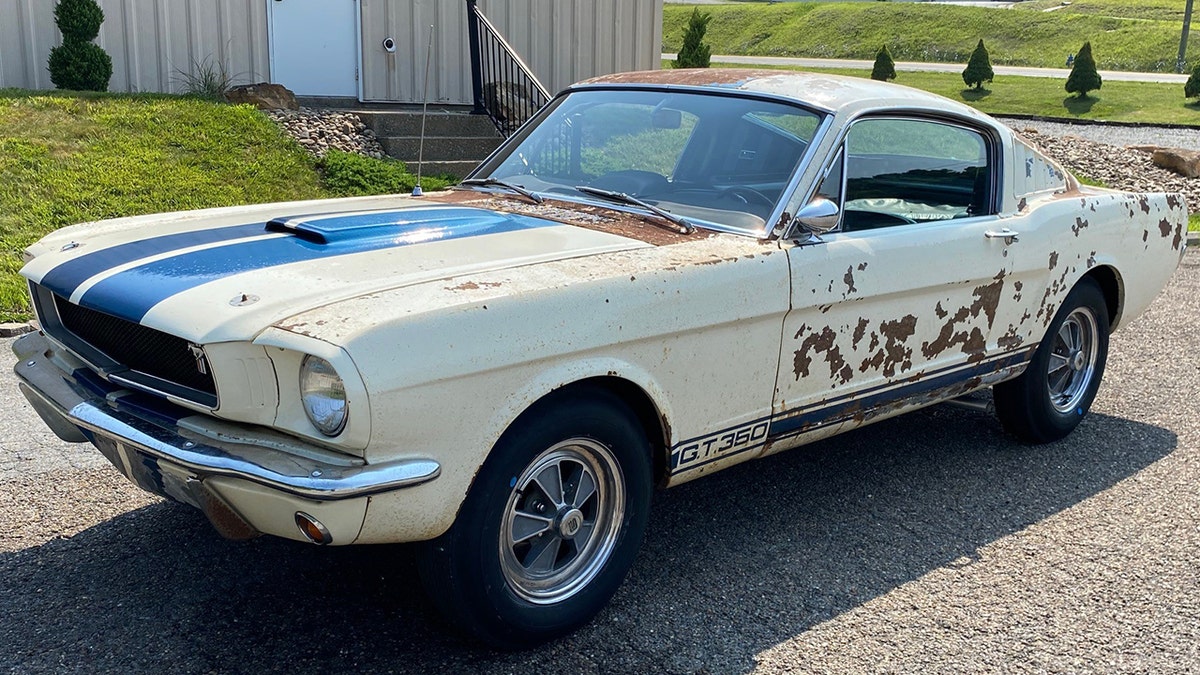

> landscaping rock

[
  {"left": 265, "top": 109, "right": 386, "bottom": 159},
  {"left": 1151, "top": 148, "right": 1200, "bottom": 179},
  {"left": 225, "top": 83, "right": 299, "bottom": 111},
  {"left": 1018, "top": 132, "right": 1200, "bottom": 214},
  {"left": 0, "top": 323, "right": 34, "bottom": 338}
]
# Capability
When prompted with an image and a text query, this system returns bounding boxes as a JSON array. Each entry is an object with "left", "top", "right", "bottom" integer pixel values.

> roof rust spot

[
  {"left": 580, "top": 68, "right": 788, "bottom": 88},
  {"left": 445, "top": 280, "right": 502, "bottom": 291}
]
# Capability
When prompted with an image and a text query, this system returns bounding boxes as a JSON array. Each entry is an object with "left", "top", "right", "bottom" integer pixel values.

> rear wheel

[
  {"left": 416, "top": 388, "right": 652, "bottom": 648},
  {"left": 994, "top": 277, "right": 1109, "bottom": 443}
]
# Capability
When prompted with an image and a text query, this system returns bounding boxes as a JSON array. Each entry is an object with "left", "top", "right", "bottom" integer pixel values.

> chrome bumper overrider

[{"left": 12, "top": 331, "right": 440, "bottom": 502}]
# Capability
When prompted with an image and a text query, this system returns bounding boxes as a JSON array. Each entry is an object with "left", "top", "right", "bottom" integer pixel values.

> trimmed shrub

[
  {"left": 871, "top": 45, "right": 896, "bottom": 82},
  {"left": 48, "top": 0, "right": 112, "bottom": 92},
  {"left": 1186, "top": 62, "right": 1200, "bottom": 99},
  {"left": 54, "top": 0, "right": 103, "bottom": 41},
  {"left": 674, "top": 8, "right": 712, "bottom": 69},
  {"left": 962, "top": 39, "right": 995, "bottom": 90},
  {"left": 1066, "top": 41, "right": 1102, "bottom": 98}
]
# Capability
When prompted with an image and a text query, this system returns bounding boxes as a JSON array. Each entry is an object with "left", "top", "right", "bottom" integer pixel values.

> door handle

[{"left": 985, "top": 228, "right": 1020, "bottom": 244}]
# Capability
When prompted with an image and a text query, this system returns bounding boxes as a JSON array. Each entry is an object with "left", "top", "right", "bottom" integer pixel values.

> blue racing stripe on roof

[
  {"left": 75, "top": 207, "right": 555, "bottom": 323},
  {"left": 38, "top": 223, "right": 268, "bottom": 300}
]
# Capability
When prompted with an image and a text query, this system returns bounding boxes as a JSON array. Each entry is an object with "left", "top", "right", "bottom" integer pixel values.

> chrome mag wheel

[
  {"left": 499, "top": 438, "right": 625, "bottom": 604},
  {"left": 1046, "top": 306, "right": 1100, "bottom": 414}
]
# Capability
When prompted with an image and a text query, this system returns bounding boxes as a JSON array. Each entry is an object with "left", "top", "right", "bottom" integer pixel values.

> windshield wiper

[
  {"left": 573, "top": 186, "right": 695, "bottom": 235},
  {"left": 459, "top": 177, "right": 544, "bottom": 204}
]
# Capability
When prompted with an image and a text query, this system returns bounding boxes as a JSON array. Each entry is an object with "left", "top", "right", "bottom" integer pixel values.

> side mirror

[{"left": 792, "top": 197, "right": 840, "bottom": 236}]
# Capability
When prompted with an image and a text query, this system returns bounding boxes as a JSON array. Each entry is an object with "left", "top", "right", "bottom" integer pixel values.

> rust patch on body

[
  {"left": 445, "top": 280, "right": 502, "bottom": 291},
  {"left": 792, "top": 326, "right": 848, "bottom": 383},
  {"left": 859, "top": 315, "right": 917, "bottom": 377},
  {"left": 1173, "top": 222, "right": 1185, "bottom": 250},
  {"left": 426, "top": 191, "right": 699, "bottom": 246},
  {"left": 1071, "top": 217, "right": 1089, "bottom": 237},
  {"left": 1166, "top": 193, "right": 1183, "bottom": 210},
  {"left": 1086, "top": 252, "right": 1097, "bottom": 269},
  {"left": 922, "top": 272, "right": 1005, "bottom": 359},
  {"left": 1017, "top": 198, "right": 1028, "bottom": 212},
  {"left": 843, "top": 266, "right": 857, "bottom": 294},
  {"left": 1138, "top": 196, "right": 1152, "bottom": 215},
  {"left": 852, "top": 318, "right": 870, "bottom": 350},
  {"left": 1048, "top": 251, "right": 1059, "bottom": 270}
]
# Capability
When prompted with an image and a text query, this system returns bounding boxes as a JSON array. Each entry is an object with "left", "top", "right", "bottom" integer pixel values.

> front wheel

[
  {"left": 993, "top": 277, "right": 1110, "bottom": 443},
  {"left": 416, "top": 388, "right": 652, "bottom": 648}
]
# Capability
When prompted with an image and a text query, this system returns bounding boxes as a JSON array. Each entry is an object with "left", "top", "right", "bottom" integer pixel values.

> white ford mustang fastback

[{"left": 13, "top": 70, "right": 1188, "bottom": 646}]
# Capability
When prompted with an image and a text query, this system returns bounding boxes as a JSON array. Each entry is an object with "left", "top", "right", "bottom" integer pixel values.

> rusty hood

[{"left": 21, "top": 195, "right": 653, "bottom": 344}]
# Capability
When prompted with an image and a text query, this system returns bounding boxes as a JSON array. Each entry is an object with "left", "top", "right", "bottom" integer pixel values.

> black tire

[
  {"left": 994, "top": 277, "right": 1110, "bottom": 443},
  {"left": 416, "top": 387, "right": 653, "bottom": 649}
]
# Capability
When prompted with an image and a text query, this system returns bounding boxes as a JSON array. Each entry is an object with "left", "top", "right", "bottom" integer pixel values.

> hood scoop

[{"left": 264, "top": 206, "right": 549, "bottom": 246}]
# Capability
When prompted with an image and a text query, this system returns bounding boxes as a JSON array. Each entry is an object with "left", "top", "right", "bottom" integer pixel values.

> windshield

[{"left": 472, "top": 89, "right": 825, "bottom": 235}]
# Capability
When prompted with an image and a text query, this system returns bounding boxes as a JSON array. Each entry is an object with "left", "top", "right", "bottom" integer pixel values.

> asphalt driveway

[{"left": 1, "top": 250, "right": 1197, "bottom": 674}]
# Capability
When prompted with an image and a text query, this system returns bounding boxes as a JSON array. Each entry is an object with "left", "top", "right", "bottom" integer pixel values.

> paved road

[
  {"left": 2, "top": 250, "right": 1198, "bottom": 673},
  {"left": 663, "top": 54, "right": 1191, "bottom": 84}
]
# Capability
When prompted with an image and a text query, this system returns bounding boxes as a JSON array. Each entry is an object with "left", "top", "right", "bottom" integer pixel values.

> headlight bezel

[{"left": 299, "top": 354, "right": 349, "bottom": 437}]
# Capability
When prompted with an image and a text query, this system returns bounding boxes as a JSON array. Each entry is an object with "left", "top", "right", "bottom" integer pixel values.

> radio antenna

[{"left": 412, "top": 24, "right": 434, "bottom": 197}]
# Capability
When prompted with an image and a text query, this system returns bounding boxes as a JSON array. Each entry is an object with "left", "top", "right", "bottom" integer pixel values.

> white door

[{"left": 268, "top": 0, "right": 359, "bottom": 97}]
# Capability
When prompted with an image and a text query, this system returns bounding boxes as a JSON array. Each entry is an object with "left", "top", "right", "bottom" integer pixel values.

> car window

[{"left": 838, "top": 118, "right": 992, "bottom": 231}]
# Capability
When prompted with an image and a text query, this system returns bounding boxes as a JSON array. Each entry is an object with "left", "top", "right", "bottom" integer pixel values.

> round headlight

[{"left": 299, "top": 355, "right": 348, "bottom": 436}]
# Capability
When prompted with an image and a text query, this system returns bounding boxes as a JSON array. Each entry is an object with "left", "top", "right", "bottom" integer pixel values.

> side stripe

[{"left": 669, "top": 349, "right": 1033, "bottom": 475}]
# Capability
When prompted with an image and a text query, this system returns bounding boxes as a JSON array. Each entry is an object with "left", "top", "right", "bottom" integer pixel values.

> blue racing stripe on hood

[
  {"left": 75, "top": 206, "right": 555, "bottom": 323},
  {"left": 38, "top": 223, "right": 269, "bottom": 300}
]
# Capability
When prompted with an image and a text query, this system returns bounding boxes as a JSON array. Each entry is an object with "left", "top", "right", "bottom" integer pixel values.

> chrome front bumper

[{"left": 13, "top": 332, "right": 440, "bottom": 537}]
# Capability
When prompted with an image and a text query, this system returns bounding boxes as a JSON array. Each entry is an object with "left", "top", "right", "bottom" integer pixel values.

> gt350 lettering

[{"left": 671, "top": 421, "right": 769, "bottom": 472}]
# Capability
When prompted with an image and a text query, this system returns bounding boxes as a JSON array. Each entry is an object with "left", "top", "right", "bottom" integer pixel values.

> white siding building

[{"left": 0, "top": 0, "right": 664, "bottom": 103}]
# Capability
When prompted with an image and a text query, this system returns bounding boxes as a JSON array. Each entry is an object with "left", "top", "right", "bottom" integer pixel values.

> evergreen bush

[
  {"left": 1186, "top": 62, "right": 1200, "bottom": 99},
  {"left": 871, "top": 46, "right": 896, "bottom": 82},
  {"left": 48, "top": 0, "right": 112, "bottom": 92},
  {"left": 1065, "top": 41, "right": 1102, "bottom": 98},
  {"left": 962, "top": 40, "right": 995, "bottom": 90},
  {"left": 674, "top": 8, "right": 712, "bottom": 69}
]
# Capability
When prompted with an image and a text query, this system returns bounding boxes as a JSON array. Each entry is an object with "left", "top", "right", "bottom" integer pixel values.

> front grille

[{"left": 51, "top": 293, "right": 217, "bottom": 398}]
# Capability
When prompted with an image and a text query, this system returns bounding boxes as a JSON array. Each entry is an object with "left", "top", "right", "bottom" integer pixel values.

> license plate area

[{"left": 92, "top": 435, "right": 202, "bottom": 509}]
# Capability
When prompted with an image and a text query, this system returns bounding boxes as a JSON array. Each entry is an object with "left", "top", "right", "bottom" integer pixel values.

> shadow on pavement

[{"left": 0, "top": 403, "right": 1175, "bottom": 674}]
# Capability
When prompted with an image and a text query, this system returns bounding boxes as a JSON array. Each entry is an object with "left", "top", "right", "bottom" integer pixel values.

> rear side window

[{"left": 838, "top": 118, "right": 993, "bottom": 231}]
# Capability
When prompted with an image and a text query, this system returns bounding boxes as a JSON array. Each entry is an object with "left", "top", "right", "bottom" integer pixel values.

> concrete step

[
  {"left": 416, "top": 160, "right": 483, "bottom": 178},
  {"left": 356, "top": 110, "right": 499, "bottom": 138},
  {"left": 380, "top": 136, "right": 503, "bottom": 163}
]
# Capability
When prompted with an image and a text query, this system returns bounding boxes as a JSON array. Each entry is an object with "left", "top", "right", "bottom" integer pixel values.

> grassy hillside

[
  {"left": 664, "top": 2, "right": 1198, "bottom": 72},
  {"left": 1015, "top": 0, "right": 1188, "bottom": 22},
  {"left": 0, "top": 92, "right": 328, "bottom": 322}
]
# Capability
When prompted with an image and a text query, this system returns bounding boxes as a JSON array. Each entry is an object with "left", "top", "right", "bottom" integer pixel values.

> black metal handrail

[{"left": 465, "top": 0, "right": 551, "bottom": 136}]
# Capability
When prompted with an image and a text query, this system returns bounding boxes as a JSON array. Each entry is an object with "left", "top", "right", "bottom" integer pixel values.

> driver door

[{"left": 768, "top": 116, "right": 1026, "bottom": 452}]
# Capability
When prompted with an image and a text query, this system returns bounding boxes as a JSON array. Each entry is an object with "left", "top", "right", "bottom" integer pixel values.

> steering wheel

[{"left": 718, "top": 186, "right": 775, "bottom": 210}]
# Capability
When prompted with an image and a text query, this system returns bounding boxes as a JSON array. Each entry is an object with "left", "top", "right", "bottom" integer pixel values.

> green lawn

[
  {"left": 778, "top": 66, "right": 1200, "bottom": 124},
  {"left": 665, "top": 2, "right": 1198, "bottom": 72},
  {"left": 0, "top": 91, "right": 329, "bottom": 322}
]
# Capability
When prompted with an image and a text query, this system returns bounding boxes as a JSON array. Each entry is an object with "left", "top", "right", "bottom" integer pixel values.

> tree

[
  {"left": 962, "top": 39, "right": 995, "bottom": 90},
  {"left": 871, "top": 45, "right": 896, "bottom": 82},
  {"left": 1065, "top": 41, "right": 1102, "bottom": 98},
  {"left": 1186, "top": 61, "right": 1200, "bottom": 99},
  {"left": 48, "top": 0, "right": 112, "bottom": 91},
  {"left": 674, "top": 8, "right": 712, "bottom": 69}
]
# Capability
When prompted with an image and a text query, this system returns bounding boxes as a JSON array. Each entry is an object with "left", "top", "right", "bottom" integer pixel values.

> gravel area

[
  {"left": 1, "top": 252, "right": 1197, "bottom": 672},
  {"left": 997, "top": 118, "right": 1200, "bottom": 213},
  {"left": 997, "top": 117, "right": 1200, "bottom": 152},
  {"left": 266, "top": 109, "right": 386, "bottom": 159}
]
